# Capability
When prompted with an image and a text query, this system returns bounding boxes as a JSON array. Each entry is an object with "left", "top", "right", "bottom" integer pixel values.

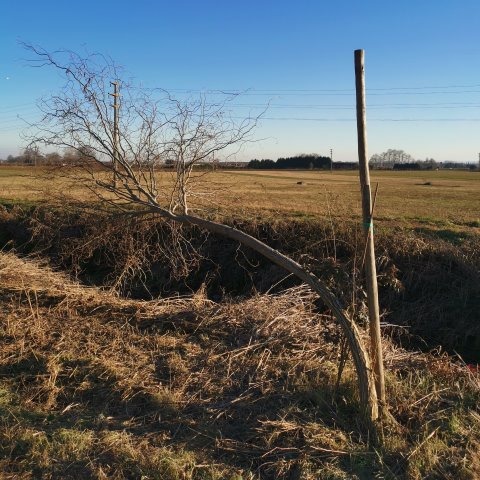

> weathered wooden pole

[
  {"left": 354, "top": 49, "right": 386, "bottom": 416},
  {"left": 109, "top": 81, "right": 120, "bottom": 188}
]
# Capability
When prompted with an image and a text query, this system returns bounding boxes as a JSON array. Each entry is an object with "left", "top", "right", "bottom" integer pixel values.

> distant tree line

[
  {"left": 0, "top": 147, "right": 96, "bottom": 166},
  {"left": 2, "top": 147, "right": 477, "bottom": 171},
  {"left": 439, "top": 161, "right": 479, "bottom": 170},
  {"left": 369, "top": 149, "right": 478, "bottom": 171},
  {"left": 249, "top": 154, "right": 332, "bottom": 170},
  {"left": 369, "top": 149, "right": 415, "bottom": 169}
]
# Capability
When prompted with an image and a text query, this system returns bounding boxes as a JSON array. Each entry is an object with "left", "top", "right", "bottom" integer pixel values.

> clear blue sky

[{"left": 1, "top": 0, "right": 480, "bottom": 162}]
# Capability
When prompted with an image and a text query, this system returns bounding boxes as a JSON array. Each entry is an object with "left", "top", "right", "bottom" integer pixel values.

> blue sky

[{"left": 1, "top": 0, "right": 480, "bottom": 162}]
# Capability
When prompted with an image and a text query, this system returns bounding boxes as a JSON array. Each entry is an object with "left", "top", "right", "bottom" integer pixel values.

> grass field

[
  {"left": 0, "top": 168, "right": 479, "bottom": 478},
  {"left": 1, "top": 251, "right": 479, "bottom": 479},
  {"left": 216, "top": 169, "right": 480, "bottom": 231},
  {"left": 0, "top": 166, "right": 479, "bottom": 234}
]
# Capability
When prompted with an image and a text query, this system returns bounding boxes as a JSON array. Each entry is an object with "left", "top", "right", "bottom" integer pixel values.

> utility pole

[
  {"left": 354, "top": 49, "right": 386, "bottom": 417},
  {"left": 109, "top": 81, "right": 120, "bottom": 188},
  {"left": 330, "top": 148, "right": 333, "bottom": 173}
]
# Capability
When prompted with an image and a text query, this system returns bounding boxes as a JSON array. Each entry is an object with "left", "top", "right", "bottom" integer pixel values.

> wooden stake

[
  {"left": 354, "top": 49, "right": 386, "bottom": 416},
  {"left": 109, "top": 81, "right": 119, "bottom": 188}
]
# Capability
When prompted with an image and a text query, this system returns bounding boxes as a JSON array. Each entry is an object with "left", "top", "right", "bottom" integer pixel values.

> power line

[
  {"left": 163, "top": 88, "right": 480, "bottom": 96},
  {"left": 229, "top": 103, "right": 480, "bottom": 110},
  {"left": 365, "top": 83, "right": 480, "bottom": 91},
  {"left": 232, "top": 116, "right": 480, "bottom": 122},
  {"left": 261, "top": 90, "right": 480, "bottom": 96},
  {"left": 164, "top": 83, "right": 480, "bottom": 93},
  {"left": 4, "top": 102, "right": 480, "bottom": 115},
  {"left": 2, "top": 82, "right": 480, "bottom": 112},
  {"left": 250, "top": 102, "right": 480, "bottom": 106}
]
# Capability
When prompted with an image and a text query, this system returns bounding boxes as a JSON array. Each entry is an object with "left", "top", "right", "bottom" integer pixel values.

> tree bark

[{"left": 151, "top": 207, "right": 379, "bottom": 422}]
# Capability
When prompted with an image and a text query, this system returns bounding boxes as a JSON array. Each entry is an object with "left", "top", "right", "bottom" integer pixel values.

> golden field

[{"left": 0, "top": 166, "right": 479, "bottom": 232}]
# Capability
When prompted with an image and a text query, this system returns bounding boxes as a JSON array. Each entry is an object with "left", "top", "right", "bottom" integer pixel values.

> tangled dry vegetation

[{"left": 0, "top": 251, "right": 479, "bottom": 479}]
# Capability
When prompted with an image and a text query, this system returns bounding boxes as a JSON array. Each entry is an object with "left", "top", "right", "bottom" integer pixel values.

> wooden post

[
  {"left": 109, "top": 81, "right": 119, "bottom": 188},
  {"left": 354, "top": 49, "right": 386, "bottom": 416}
]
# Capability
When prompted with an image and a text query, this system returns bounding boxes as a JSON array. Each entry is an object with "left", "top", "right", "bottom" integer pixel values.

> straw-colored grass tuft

[{"left": 0, "top": 251, "right": 479, "bottom": 479}]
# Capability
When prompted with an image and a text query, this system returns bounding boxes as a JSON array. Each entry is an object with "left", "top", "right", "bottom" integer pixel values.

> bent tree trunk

[{"left": 153, "top": 208, "right": 379, "bottom": 422}]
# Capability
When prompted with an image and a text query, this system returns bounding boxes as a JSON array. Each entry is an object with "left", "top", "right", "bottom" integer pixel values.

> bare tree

[
  {"left": 369, "top": 149, "right": 415, "bottom": 169},
  {"left": 24, "top": 44, "right": 379, "bottom": 422}
]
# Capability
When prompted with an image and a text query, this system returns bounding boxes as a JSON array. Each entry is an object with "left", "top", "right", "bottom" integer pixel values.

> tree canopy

[
  {"left": 249, "top": 154, "right": 331, "bottom": 170},
  {"left": 369, "top": 149, "right": 414, "bottom": 169}
]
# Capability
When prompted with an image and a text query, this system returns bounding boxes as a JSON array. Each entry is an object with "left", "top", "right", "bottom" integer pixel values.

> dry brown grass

[
  {"left": 1, "top": 251, "right": 479, "bottom": 479},
  {"left": 214, "top": 169, "right": 480, "bottom": 231},
  {"left": 0, "top": 166, "right": 479, "bottom": 233}
]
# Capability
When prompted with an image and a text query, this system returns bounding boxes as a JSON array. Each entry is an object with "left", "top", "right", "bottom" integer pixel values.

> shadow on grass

[
  {"left": 414, "top": 227, "right": 470, "bottom": 245},
  {"left": 0, "top": 353, "right": 395, "bottom": 479}
]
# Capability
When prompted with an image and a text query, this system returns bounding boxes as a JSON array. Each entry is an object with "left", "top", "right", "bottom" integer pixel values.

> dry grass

[
  {"left": 213, "top": 169, "right": 480, "bottom": 232},
  {"left": 0, "top": 166, "right": 479, "bottom": 233},
  {"left": 1, "top": 251, "right": 479, "bottom": 479},
  {"left": 2, "top": 201, "right": 477, "bottom": 362}
]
